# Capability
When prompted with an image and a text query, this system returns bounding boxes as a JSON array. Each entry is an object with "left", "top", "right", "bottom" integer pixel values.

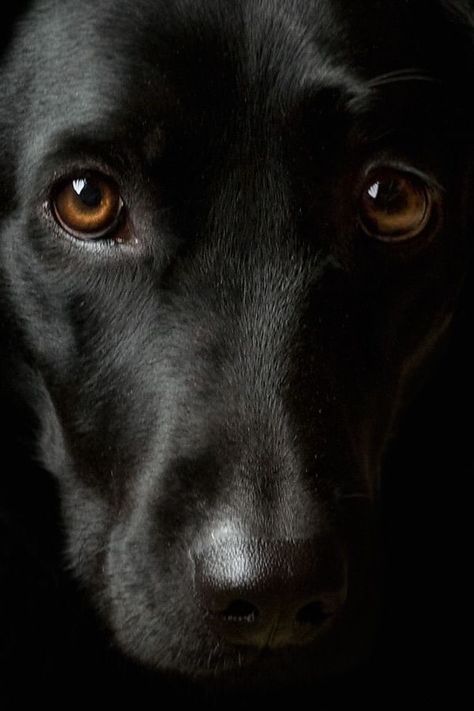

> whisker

[{"left": 366, "top": 67, "right": 438, "bottom": 90}]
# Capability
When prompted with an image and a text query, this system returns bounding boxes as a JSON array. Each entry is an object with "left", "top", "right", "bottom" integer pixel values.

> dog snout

[{"left": 192, "top": 538, "right": 347, "bottom": 648}]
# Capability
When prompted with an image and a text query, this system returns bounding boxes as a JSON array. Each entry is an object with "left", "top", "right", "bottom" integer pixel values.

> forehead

[{"left": 9, "top": 0, "right": 436, "bottom": 144}]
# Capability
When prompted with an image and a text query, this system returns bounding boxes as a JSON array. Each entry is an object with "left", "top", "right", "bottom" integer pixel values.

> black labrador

[{"left": 0, "top": 0, "right": 472, "bottom": 702}]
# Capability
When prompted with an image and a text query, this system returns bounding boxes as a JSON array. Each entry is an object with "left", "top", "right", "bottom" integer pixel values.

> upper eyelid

[
  {"left": 360, "top": 157, "right": 445, "bottom": 193},
  {"left": 28, "top": 141, "right": 132, "bottom": 204},
  {"left": 45, "top": 161, "right": 122, "bottom": 197}
]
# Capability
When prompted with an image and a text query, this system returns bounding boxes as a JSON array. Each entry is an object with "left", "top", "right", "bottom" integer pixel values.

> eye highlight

[
  {"left": 52, "top": 173, "right": 123, "bottom": 239},
  {"left": 358, "top": 168, "right": 432, "bottom": 242}
]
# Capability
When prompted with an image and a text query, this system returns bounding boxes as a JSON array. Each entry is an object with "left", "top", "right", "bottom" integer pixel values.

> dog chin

[{"left": 106, "top": 594, "right": 371, "bottom": 688}]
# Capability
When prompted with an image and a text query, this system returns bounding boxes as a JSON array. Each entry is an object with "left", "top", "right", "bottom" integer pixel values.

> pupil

[
  {"left": 73, "top": 178, "right": 102, "bottom": 208},
  {"left": 371, "top": 179, "right": 407, "bottom": 214}
]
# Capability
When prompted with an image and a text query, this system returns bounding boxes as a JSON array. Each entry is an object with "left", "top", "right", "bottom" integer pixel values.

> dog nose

[{"left": 192, "top": 539, "right": 347, "bottom": 648}]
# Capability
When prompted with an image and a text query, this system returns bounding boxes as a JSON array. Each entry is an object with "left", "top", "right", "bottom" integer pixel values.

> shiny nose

[{"left": 192, "top": 539, "right": 347, "bottom": 648}]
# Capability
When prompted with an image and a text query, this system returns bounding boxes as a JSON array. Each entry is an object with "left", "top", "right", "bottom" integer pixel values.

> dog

[{"left": 0, "top": 0, "right": 472, "bottom": 703}]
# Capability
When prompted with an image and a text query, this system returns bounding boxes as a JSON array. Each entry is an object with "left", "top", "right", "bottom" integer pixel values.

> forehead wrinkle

[{"left": 238, "top": 0, "right": 363, "bottom": 101}]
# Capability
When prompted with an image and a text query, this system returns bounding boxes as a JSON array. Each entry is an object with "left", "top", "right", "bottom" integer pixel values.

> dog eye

[
  {"left": 358, "top": 168, "right": 431, "bottom": 241},
  {"left": 52, "top": 173, "right": 123, "bottom": 240}
]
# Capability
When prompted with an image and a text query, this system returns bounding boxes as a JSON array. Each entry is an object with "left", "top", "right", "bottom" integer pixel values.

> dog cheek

[
  {"left": 33, "top": 375, "right": 70, "bottom": 479},
  {"left": 61, "top": 478, "right": 112, "bottom": 590},
  {"left": 102, "top": 508, "right": 196, "bottom": 671},
  {"left": 31, "top": 375, "right": 114, "bottom": 594},
  {"left": 103, "top": 519, "right": 164, "bottom": 663}
]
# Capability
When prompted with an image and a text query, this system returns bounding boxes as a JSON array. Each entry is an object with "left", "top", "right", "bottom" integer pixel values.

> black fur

[{"left": 1, "top": 0, "right": 472, "bottom": 705}]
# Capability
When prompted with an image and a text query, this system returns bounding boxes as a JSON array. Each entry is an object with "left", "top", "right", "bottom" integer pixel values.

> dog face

[{"left": 0, "top": 0, "right": 472, "bottom": 691}]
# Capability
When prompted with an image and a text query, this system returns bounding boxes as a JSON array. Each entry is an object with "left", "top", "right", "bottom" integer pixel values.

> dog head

[{"left": 0, "top": 0, "right": 472, "bottom": 691}]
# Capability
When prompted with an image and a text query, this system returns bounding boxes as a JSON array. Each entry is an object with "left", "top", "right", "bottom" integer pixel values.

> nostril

[
  {"left": 296, "top": 601, "right": 332, "bottom": 627},
  {"left": 193, "top": 538, "right": 347, "bottom": 647},
  {"left": 220, "top": 599, "right": 259, "bottom": 623}
]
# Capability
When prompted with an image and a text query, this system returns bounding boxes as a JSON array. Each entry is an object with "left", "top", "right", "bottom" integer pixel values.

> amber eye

[
  {"left": 52, "top": 173, "right": 123, "bottom": 239},
  {"left": 359, "top": 168, "right": 432, "bottom": 241}
]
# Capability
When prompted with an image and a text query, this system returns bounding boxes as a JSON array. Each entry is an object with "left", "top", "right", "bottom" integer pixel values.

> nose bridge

[
  {"left": 159, "top": 138, "right": 332, "bottom": 531},
  {"left": 212, "top": 250, "right": 315, "bottom": 534},
  {"left": 205, "top": 262, "right": 324, "bottom": 541},
  {"left": 213, "top": 461, "right": 323, "bottom": 543},
  {"left": 204, "top": 176, "right": 315, "bottom": 446},
  {"left": 203, "top": 96, "right": 296, "bottom": 259},
  {"left": 190, "top": 108, "right": 318, "bottom": 385},
  {"left": 190, "top": 150, "right": 327, "bottom": 533}
]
